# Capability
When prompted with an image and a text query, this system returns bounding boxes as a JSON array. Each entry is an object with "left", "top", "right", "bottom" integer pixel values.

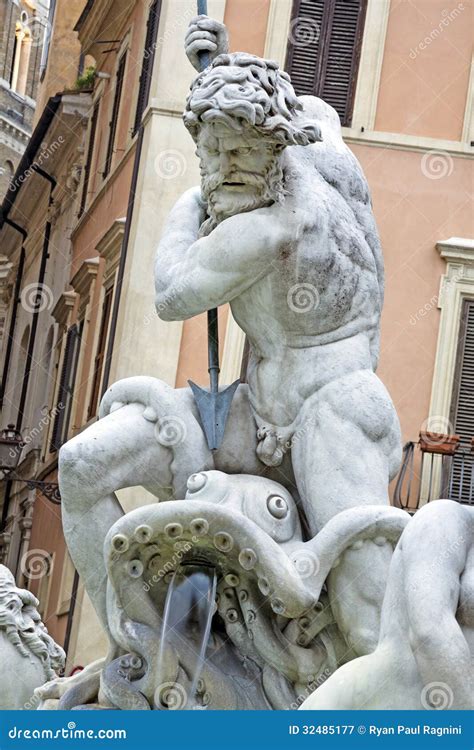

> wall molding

[
  {"left": 462, "top": 55, "right": 474, "bottom": 145},
  {"left": 220, "top": 309, "right": 245, "bottom": 385},
  {"left": 418, "top": 237, "right": 474, "bottom": 502},
  {"left": 350, "top": 0, "right": 390, "bottom": 131},
  {"left": 263, "top": 0, "right": 292, "bottom": 65},
  {"left": 342, "top": 127, "right": 474, "bottom": 157},
  {"left": 429, "top": 237, "right": 474, "bottom": 425}
]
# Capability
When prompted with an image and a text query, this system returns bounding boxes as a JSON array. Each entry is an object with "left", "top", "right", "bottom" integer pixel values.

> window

[
  {"left": 286, "top": 0, "right": 367, "bottom": 127},
  {"left": 78, "top": 101, "right": 99, "bottom": 217},
  {"left": 56, "top": 551, "right": 76, "bottom": 616},
  {"left": 39, "top": 0, "right": 57, "bottom": 79},
  {"left": 3, "top": 159, "right": 14, "bottom": 178},
  {"left": 32, "top": 553, "right": 53, "bottom": 618},
  {"left": 448, "top": 299, "right": 474, "bottom": 502},
  {"left": 103, "top": 52, "right": 127, "bottom": 178},
  {"left": 88, "top": 286, "right": 113, "bottom": 418},
  {"left": 132, "top": 0, "right": 162, "bottom": 135},
  {"left": 50, "top": 323, "right": 83, "bottom": 452},
  {"left": 9, "top": 18, "right": 32, "bottom": 97}
]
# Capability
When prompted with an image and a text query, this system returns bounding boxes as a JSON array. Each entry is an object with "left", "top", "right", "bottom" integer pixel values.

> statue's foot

[{"left": 35, "top": 658, "right": 104, "bottom": 710}]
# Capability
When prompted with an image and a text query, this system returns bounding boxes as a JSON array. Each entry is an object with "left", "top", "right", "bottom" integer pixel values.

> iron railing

[{"left": 393, "top": 433, "right": 474, "bottom": 512}]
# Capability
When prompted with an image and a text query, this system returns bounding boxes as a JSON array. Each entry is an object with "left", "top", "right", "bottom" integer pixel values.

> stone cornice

[
  {"left": 436, "top": 237, "right": 474, "bottom": 264},
  {"left": 0, "top": 115, "right": 31, "bottom": 144},
  {"left": 52, "top": 290, "right": 78, "bottom": 329},
  {"left": 71, "top": 258, "right": 99, "bottom": 301},
  {"left": 342, "top": 128, "right": 474, "bottom": 158},
  {"left": 96, "top": 217, "right": 125, "bottom": 286}
]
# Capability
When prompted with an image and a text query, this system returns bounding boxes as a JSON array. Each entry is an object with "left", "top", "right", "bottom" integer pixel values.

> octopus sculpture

[{"left": 37, "top": 472, "right": 408, "bottom": 710}]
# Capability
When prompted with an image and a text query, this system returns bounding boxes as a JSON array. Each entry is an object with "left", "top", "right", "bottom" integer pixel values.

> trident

[{"left": 188, "top": 0, "right": 240, "bottom": 451}]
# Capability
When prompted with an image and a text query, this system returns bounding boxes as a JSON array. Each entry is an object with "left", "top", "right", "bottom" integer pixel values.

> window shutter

[
  {"left": 103, "top": 52, "right": 127, "bottom": 178},
  {"left": 286, "top": 0, "right": 326, "bottom": 97},
  {"left": 286, "top": 0, "right": 367, "bottom": 127},
  {"left": 132, "top": 0, "right": 162, "bottom": 136},
  {"left": 78, "top": 101, "right": 99, "bottom": 217},
  {"left": 88, "top": 286, "right": 113, "bottom": 419},
  {"left": 449, "top": 300, "right": 474, "bottom": 502},
  {"left": 50, "top": 324, "right": 82, "bottom": 452}
]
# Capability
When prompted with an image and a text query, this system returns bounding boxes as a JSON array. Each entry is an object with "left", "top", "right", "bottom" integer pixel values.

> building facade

[
  {"left": 0, "top": 0, "right": 472, "bottom": 671},
  {"left": 0, "top": 0, "right": 51, "bottom": 197}
]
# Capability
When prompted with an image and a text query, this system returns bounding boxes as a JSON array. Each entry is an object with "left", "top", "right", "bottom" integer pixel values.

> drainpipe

[
  {"left": 1, "top": 167, "right": 56, "bottom": 536},
  {"left": 0, "top": 96, "right": 61, "bottom": 541},
  {"left": 100, "top": 11, "right": 161, "bottom": 396},
  {"left": 16, "top": 165, "right": 56, "bottom": 432},
  {"left": 0, "top": 219, "right": 27, "bottom": 407},
  {"left": 0, "top": 220, "right": 26, "bottom": 537}
]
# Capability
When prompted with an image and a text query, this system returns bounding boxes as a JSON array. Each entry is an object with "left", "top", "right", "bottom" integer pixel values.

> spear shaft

[{"left": 188, "top": 0, "right": 240, "bottom": 451}]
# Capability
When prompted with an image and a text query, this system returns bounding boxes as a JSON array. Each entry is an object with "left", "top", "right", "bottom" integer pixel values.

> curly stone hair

[{"left": 184, "top": 52, "right": 321, "bottom": 147}]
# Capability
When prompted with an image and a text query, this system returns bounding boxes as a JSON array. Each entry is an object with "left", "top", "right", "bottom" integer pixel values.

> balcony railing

[{"left": 393, "top": 432, "right": 474, "bottom": 513}]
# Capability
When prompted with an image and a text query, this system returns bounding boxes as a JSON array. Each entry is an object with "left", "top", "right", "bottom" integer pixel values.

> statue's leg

[
  {"left": 59, "top": 399, "right": 213, "bottom": 635},
  {"left": 291, "top": 369, "right": 402, "bottom": 656},
  {"left": 401, "top": 502, "right": 473, "bottom": 709}
]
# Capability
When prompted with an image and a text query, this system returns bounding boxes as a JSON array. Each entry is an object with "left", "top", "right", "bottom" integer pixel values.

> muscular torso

[
  {"left": 229, "top": 180, "right": 382, "bottom": 427},
  {"left": 156, "top": 144, "right": 383, "bottom": 429}
]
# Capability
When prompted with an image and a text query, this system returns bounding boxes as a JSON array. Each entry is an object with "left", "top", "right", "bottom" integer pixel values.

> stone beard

[
  {"left": 0, "top": 565, "right": 65, "bottom": 680},
  {"left": 199, "top": 151, "right": 285, "bottom": 236},
  {"left": 184, "top": 52, "right": 321, "bottom": 237}
]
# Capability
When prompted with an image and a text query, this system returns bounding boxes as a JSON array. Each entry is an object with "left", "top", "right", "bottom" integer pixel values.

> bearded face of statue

[{"left": 196, "top": 122, "right": 284, "bottom": 232}]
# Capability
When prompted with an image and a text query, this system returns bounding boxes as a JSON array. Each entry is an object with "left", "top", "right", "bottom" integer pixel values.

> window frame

[
  {"left": 102, "top": 50, "right": 128, "bottom": 179},
  {"left": 132, "top": 0, "right": 162, "bottom": 136}
]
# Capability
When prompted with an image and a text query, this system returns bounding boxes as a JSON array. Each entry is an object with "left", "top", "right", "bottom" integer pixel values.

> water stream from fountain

[{"left": 157, "top": 564, "right": 217, "bottom": 709}]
